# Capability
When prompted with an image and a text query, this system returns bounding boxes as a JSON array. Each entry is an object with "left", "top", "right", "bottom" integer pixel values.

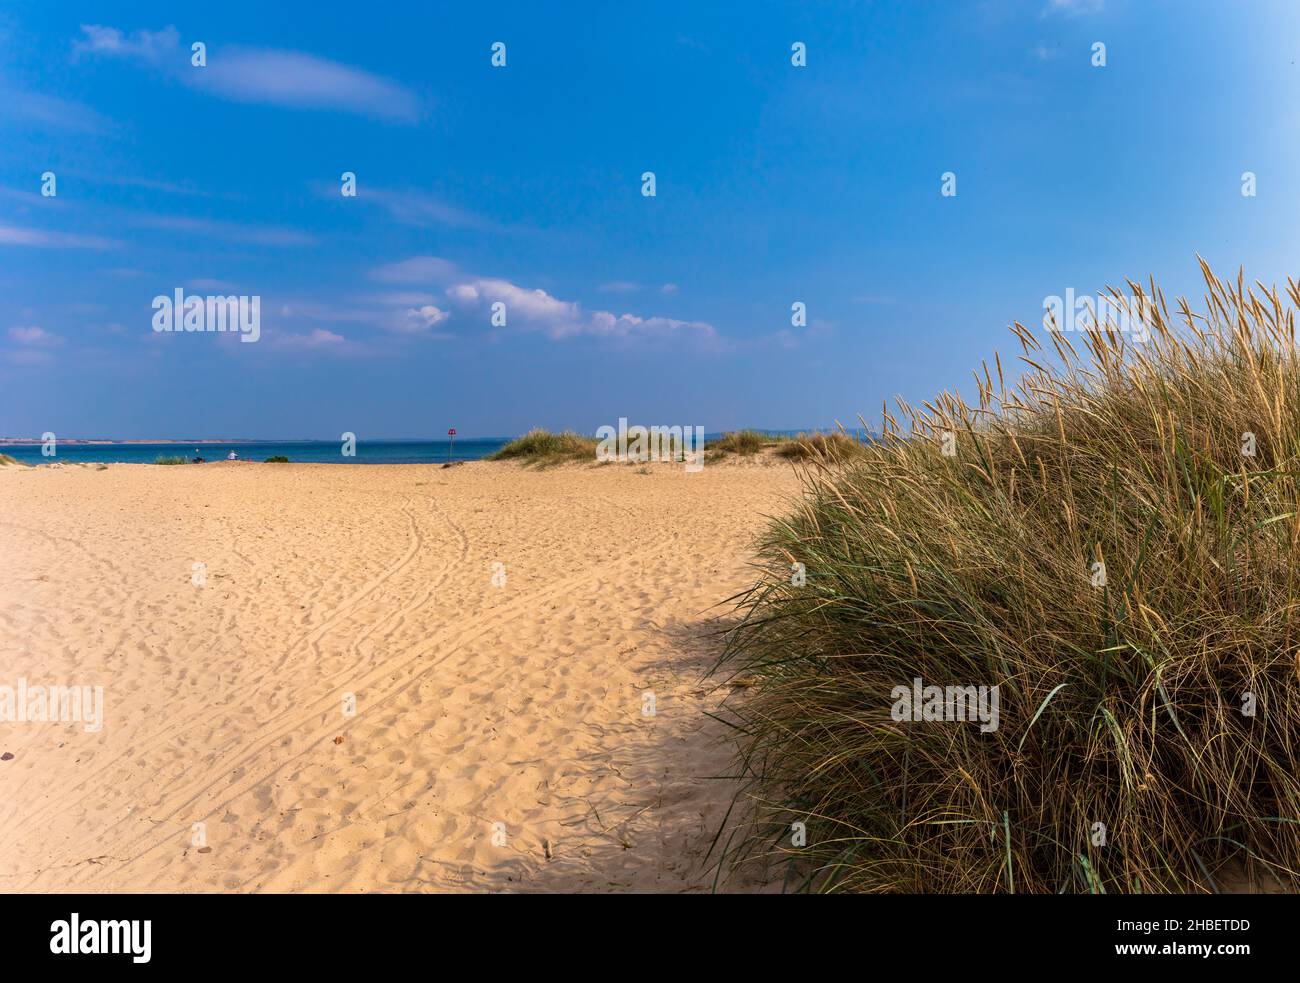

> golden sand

[{"left": 0, "top": 457, "right": 796, "bottom": 892}]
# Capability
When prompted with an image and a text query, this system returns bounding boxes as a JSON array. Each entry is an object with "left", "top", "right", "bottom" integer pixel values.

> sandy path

[{"left": 0, "top": 458, "right": 796, "bottom": 892}]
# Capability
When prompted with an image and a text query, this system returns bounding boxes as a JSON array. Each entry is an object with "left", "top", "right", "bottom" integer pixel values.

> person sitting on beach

[{"left": 227, "top": 450, "right": 237, "bottom": 460}]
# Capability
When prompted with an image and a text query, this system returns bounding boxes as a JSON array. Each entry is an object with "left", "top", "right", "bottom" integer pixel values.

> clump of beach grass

[
  {"left": 0, "top": 453, "right": 22, "bottom": 467},
  {"left": 153, "top": 455, "right": 188, "bottom": 465},
  {"left": 264, "top": 455, "right": 290, "bottom": 463},
  {"left": 775, "top": 430, "right": 867, "bottom": 462},
  {"left": 718, "top": 260, "right": 1300, "bottom": 893},
  {"left": 710, "top": 430, "right": 778, "bottom": 458},
  {"left": 488, "top": 428, "right": 598, "bottom": 466}
]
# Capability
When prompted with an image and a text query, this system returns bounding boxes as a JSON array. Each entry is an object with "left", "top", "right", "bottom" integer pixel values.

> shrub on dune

[
  {"left": 711, "top": 429, "right": 777, "bottom": 457},
  {"left": 775, "top": 431, "right": 867, "bottom": 462},
  {"left": 153, "top": 455, "right": 188, "bottom": 465},
  {"left": 488, "top": 428, "right": 597, "bottom": 465},
  {"left": 720, "top": 261, "right": 1300, "bottom": 893}
]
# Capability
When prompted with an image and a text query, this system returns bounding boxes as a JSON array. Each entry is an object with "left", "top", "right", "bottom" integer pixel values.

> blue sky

[{"left": 2, "top": 0, "right": 1299, "bottom": 438}]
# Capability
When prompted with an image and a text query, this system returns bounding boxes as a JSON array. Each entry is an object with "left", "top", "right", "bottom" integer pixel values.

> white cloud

[
  {"left": 73, "top": 24, "right": 180, "bottom": 62},
  {"left": 445, "top": 275, "right": 715, "bottom": 343},
  {"left": 9, "top": 325, "right": 62, "bottom": 347},
  {"left": 391, "top": 304, "right": 451, "bottom": 336},
  {"left": 449, "top": 277, "right": 580, "bottom": 330},
  {"left": 368, "top": 256, "right": 720, "bottom": 346}
]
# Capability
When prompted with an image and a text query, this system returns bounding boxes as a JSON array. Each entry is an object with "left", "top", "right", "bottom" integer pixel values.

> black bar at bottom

[{"left": 0, "top": 892, "right": 1281, "bottom": 970}]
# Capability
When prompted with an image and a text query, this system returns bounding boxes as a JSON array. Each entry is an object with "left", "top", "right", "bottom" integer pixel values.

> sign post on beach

[{"left": 448, "top": 428, "right": 456, "bottom": 462}]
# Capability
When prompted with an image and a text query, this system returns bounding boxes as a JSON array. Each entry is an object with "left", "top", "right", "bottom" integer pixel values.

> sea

[
  {"left": 0, "top": 430, "right": 870, "bottom": 466},
  {"left": 0, "top": 438, "right": 510, "bottom": 465}
]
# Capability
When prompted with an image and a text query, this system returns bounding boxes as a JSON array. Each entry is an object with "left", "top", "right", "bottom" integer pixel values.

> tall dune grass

[{"left": 719, "top": 260, "right": 1300, "bottom": 893}]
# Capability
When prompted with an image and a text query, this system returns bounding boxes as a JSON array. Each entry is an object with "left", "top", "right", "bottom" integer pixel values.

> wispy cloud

[
  {"left": 4, "top": 325, "right": 62, "bottom": 365},
  {"left": 278, "top": 302, "right": 375, "bottom": 324},
  {"left": 1044, "top": 0, "right": 1104, "bottom": 15},
  {"left": 269, "top": 327, "right": 349, "bottom": 351},
  {"left": 274, "top": 300, "right": 444, "bottom": 343},
  {"left": 134, "top": 214, "right": 315, "bottom": 247},
  {"left": 79, "top": 172, "right": 230, "bottom": 199},
  {"left": 0, "top": 86, "right": 110, "bottom": 134},
  {"left": 8, "top": 325, "right": 62, "bottom": 347},
  {"left": 0, "top": 186, "right": 61, "bottom": 207},
  {"left": 197, "top": 48, "right": 421, "bottom": 122},
  {"left": 360, "top": 291, "right": 439, "bottom": 307},
  {"left": 0, "top": 224, "right": 117, "bottom": 249},
  {"left": 344, "top": 186, "right": 483, "bottom": 228},
  {"left": 580, "top": 310, "right": 717, "bottom": 344},
  {"left": 73, "top": 25, "right": 421, "bottom": 123},
  {"left": 371, "top": 256, "right": 461, "bottom": 284},
  {"left": 2, "top": 349, "right": 55, "bottom": 366}
]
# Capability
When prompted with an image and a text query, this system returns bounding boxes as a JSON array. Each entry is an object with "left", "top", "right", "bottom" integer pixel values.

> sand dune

[{"left": 0, "top": 458, "right": 795, "bottom": 892}]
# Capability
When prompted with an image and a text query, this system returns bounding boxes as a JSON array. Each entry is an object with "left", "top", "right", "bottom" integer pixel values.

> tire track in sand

[{"left": 0, "top": 501, "right": 431, "bottom": 856}]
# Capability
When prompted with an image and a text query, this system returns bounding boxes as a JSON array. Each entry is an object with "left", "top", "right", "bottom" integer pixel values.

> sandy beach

[{"left": 0, "top": 458, "right": 796, "bottom": 892}]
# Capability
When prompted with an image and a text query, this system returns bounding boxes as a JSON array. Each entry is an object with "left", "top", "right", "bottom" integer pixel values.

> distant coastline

[
  {"left": 0, "top": 438, "right": 507, "bottom": 445},
  {"left": 0, "top": 430, "right": 866, "bottom": 465},
  {"left": 0, "top": 429, "right": 844, "bottom": 445}
]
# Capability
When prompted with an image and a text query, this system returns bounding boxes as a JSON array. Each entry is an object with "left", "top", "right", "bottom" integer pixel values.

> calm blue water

[
  {"left": 0, "top": 429, "right": 872, "bottom": 465},
  {"left": 0, "top": 439, "right": 511, "bottom": 465}
]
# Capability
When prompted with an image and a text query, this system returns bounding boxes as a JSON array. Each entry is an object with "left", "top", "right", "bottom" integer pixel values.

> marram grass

[{"left": 718, "top": 260, "right": 1300, "bottom": 893}]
